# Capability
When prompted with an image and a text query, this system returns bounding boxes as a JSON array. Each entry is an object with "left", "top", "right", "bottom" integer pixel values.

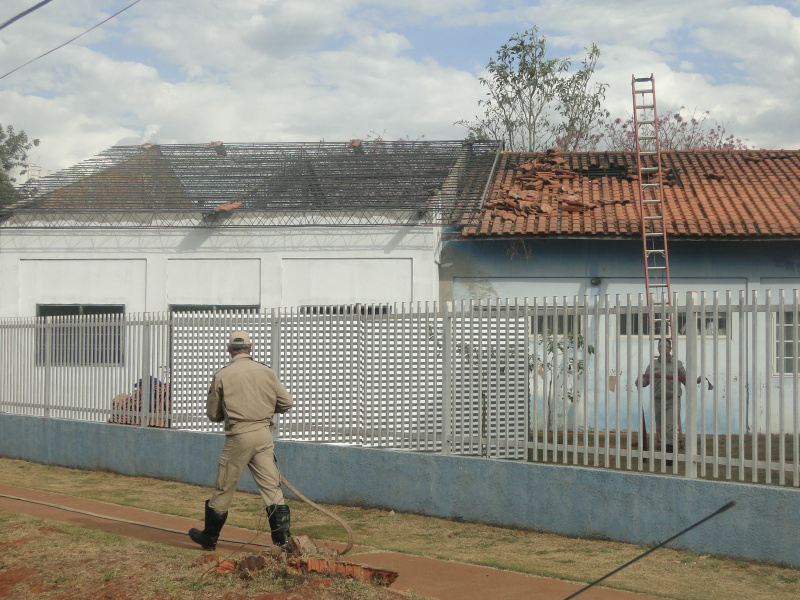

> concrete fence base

[{"left": 1, "top": 414, "right": 798, "bottom": 567}]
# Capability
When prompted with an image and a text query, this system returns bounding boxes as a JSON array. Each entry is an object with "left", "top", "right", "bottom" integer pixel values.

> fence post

[
  {"left": 270, "top": 308, "right": 281, "bottom": 439},
  {"left": 140, "top": 314, "right": 152, "bottom": 428},
  {"left": 270, "top": 308, "right": 280, "bottom": 375},
  {"left": 441, "top": 301, "right": 452, "bottom": 455},
  {"left": 43, "top": 317, "right": 52, "bottom": 418},
  {"left": 523, "top": 297, "right": 530, "bottom": 460},
  {"left": 685, "top": 293, "right": 698, "bottom": 478}
]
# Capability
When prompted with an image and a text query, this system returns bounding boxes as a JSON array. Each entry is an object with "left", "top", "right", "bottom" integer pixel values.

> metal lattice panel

[{"left": 1, "top": 140, "right": 501, "bottom": 229}]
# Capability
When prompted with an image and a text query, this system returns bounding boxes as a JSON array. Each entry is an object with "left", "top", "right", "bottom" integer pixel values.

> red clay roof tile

[{"left": 463, "top": 149, "right": 800, "bottom": 238}]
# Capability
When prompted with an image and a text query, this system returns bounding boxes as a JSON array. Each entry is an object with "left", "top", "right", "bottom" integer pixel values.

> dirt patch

[
  {"left": 0, "top": 515, "right": 423, "bottom": 600},
  {"left": 0, "top": 568, "right": 35, "bottom": 598},
  {"left": 0, "top": 538, "right": 33, "bottom": 550}
]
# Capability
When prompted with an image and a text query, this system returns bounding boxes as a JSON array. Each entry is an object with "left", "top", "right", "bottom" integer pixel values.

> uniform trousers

[
  {"left": 654, "top": 395, "right": 681, "bottom": 447},
  {"left": 209, "top": 426, "right": 284, "bottom": 513}
]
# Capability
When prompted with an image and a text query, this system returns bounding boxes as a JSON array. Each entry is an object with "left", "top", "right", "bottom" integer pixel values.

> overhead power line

[
  {"left": 0, "top": 0, "right": 56, "bottom": 33},
  {"left": 0, "top": 0, "right": 144, "bottom": 81}
]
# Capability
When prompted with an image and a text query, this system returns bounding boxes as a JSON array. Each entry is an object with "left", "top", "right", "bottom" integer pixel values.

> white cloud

[
  {"left": 511, "top": 1, "right": 800, "bottom": 148},
  {"left": 0, "top": 0, "right": 798, "bottom": 171},
  {"left": 693, "top": 5, "right": 800, "bottom": 79}
]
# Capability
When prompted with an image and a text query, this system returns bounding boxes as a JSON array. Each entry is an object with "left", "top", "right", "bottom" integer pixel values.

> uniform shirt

[
  {"left": 206, "top": 353, "right": 293, "bottom": 435},
  {"left": 641, "top": 355, "right": 686, "bottom": 401}
]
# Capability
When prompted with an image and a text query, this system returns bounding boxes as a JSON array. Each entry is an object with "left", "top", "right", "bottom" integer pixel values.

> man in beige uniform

[{"left": 188, "top": 331, "right": 294, "bottom": 550}]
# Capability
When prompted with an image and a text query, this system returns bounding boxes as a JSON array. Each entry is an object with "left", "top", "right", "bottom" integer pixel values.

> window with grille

[
  {"left": 676, "top": 311, "right": 728, "bottom": 337},
  {"left": 532, "top": 312, "right": 583, "bottom": 337},
  {"left": 619, "top": 311, "right": 727, "bottom": 337},
  {"left": 618, "top": 313, "right": 662, "bottom": 336},
  {"left": 36, "top": 305, "right": 124, "bottom": 366},
  {"left": 170, "top": 305, "right": 259, "bottom": 313},
  {"left": 298, "top": 304, "right": 393, "bottom": 316},
  {"left": 774, "top": 311, "right": 800, "bottom": 375}
]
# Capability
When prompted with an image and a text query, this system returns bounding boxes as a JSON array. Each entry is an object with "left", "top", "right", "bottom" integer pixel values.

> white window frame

[{"left": 773, "top": 310, "right": 800, "bottom": 376}]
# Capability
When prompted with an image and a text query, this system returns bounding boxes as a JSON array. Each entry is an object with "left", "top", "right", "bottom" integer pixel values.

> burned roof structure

[
  {"left": 1, "top": 140, "right": 501, "bottom": 229},
  {"left": 464, "top": 148, "right": 800, "bottom": 238}
]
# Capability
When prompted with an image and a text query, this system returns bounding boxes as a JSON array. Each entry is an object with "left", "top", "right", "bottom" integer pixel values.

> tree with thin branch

[{"left": 456, "top": 27, "right": 609, "bottom": 152}]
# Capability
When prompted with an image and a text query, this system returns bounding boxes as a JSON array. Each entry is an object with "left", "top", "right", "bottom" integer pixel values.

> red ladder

[
  {"left": 632, "top": 74, "right": 676, "bottom": 452},
  {"left": 632, "top": 73, "right": 672, "bottom": 309}
]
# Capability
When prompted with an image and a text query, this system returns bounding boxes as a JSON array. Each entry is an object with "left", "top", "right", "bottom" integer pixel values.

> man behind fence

[
  {"left": 635, "top": 338, "right": 699, "bottom": 466},
  {"left": 188, "top": 331, "right": 294, "bottom": 551}
]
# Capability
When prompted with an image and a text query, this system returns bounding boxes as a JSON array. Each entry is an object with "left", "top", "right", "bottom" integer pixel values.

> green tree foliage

[
  {"left": 0, "top": 123, "right": 40, "bottom": 207},
  {"left": 456, "top": 27, "right": 609, "bottom": 152}
]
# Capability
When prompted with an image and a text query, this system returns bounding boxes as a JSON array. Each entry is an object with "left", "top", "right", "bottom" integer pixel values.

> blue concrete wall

[{"left": 1, "top": 414, "right": 798, "bottom": 567}]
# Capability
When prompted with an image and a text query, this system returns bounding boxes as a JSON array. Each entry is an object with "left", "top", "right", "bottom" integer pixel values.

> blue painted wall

[
  {"left": 441, "top": 237, "right": 800, "bottom": 434},
  {"left": 441, "top": 238, "right": 800, "bottom": 299},
  {"left": 1, "top": 414, "right": 798, "bottom": 567}
]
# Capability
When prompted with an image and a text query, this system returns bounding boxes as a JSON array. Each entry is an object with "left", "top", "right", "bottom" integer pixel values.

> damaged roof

[
  {"left": 2, "top": 140, "right": 501, "bottom": 229},
  {"left": 462, "top": 149, "right": 800, "bottom": 238}
]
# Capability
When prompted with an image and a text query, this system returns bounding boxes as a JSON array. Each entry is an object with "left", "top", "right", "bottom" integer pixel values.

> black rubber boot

[
  {"left": 665, "top": 444, "right": 675, "bottom": 467},
  {"left": 267, "top": 504, "right": 291, "bottom": 547},
  {"left": 188, "top": 500, "right": 228, "bottom": 550}
]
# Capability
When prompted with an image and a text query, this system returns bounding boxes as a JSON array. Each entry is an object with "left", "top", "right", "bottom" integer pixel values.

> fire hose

[
  {"left": 0, "top": 475, "right": 354, "bottom": 555},
  {"left": 281, "top": 474, "right": 354, "bottom": 554}
]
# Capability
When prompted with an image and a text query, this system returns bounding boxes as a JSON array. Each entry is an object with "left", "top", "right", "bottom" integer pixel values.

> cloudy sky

[{"left": 1, "top": 0, "right": 798, "bottom": 173}]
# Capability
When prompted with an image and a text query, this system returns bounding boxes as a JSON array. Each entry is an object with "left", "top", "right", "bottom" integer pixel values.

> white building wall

[
  {"left": 0, "top": 225, "right": 440, "bottom": 317},
  {"left": 281, "top": 258, "right": 413, "bottom": 306},
  {"left": 166, "top": 258, "right": 262, "bottom": 307},
  {"left": 19, "top": 259, "right": 148, "bottom": 312}
]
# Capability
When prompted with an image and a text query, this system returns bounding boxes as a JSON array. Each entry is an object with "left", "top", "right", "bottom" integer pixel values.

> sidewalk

[{"left": 0, "top": 484, "right": 662, "bottom": 600}]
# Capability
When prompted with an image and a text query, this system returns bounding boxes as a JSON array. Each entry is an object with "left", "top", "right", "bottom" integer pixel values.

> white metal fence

[{"left": 2, "top": 291, "right": 799, "bottom": 485}]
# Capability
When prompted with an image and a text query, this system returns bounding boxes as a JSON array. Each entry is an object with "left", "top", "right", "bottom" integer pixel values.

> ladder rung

[{"left": 634, "top": 77, "right": 670, "bottom": 299}]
